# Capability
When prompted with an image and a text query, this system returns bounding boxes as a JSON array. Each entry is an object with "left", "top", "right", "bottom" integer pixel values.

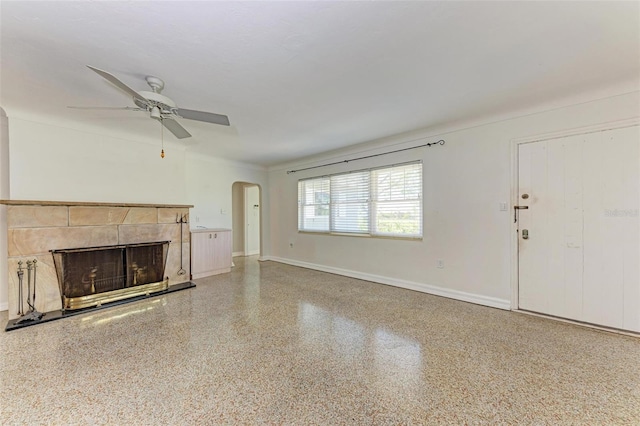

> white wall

[
  {"left": 2, "top": 90, "right": 637, "bottom": 312},
  {"left": 266, "top": 91, "right": 640, "bottom": 309},
  {"left": 0, "top": 108, "right": 9, "bottom": 311},
  {"left": 0, "top": 113, "right": 268, "bottom": 311},
  {"left": 8, "top": 117, "right": 188, "bottom": 204},
  {"left": 231, "top": 182, "right": 245, "bottom": 254},
  {"left": 185, "top": 154, "right": 268, "bottom": 253}
]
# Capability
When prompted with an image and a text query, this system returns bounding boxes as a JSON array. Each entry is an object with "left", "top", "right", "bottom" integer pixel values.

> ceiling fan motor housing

[{"left": 134, "top": 91, "right": 177, "bottom": 117}]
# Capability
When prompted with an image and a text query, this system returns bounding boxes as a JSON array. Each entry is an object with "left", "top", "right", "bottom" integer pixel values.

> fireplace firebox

[{"left": 51, "top": 241, "right": 170, "bottom": 311}]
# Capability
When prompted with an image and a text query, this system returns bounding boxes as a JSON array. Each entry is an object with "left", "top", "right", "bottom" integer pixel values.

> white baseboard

[
  {"left": 262, "top": 256, "right": 511, "bottom": 310},
  {"left": 233, "top": 251, "right": 260, "bottom": 257},
  {"left": 0, "top": 302, "right": 8, "bottom": 312}
]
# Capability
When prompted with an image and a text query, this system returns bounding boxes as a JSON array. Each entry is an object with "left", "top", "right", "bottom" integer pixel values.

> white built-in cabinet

[{"left": 190, "top": 229, "right": 232, "bottom": 279}]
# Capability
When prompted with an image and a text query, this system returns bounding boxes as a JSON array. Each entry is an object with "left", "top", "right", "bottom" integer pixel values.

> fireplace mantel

[{"left": 0, "top": 200, "right": 193, "bottom": 208}]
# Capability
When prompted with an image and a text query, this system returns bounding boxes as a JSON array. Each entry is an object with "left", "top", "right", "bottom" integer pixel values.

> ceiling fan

[{"left": 69, "top": 65, "right": 230, "bottom": 139}]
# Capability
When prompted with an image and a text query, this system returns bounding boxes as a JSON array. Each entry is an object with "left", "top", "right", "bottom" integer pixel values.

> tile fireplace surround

[{"left": 1, "top": 200, "right": 193, "bottom": 320}]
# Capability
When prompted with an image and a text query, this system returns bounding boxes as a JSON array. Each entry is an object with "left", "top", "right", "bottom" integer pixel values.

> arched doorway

[{"left": 231, "top": 182, "right": 261, "bottom": 257}]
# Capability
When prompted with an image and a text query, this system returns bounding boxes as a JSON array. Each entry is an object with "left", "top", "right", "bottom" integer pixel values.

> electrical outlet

[
  {"left": 437, "top": 259, "right": 444, "bottom": 269},
  {"left": 499, "top": 202, "right": 507, "bottom": 211}
]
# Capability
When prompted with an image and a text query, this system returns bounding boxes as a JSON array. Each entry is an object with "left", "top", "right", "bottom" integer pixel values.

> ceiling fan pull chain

[{"left": 160, "top": 119, "right": 165, "bottom": 159}]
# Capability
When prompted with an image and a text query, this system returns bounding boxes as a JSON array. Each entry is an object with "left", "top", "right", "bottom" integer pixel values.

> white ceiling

[{"left": 1, "top": 1, "right": 638, "bottom": 166}]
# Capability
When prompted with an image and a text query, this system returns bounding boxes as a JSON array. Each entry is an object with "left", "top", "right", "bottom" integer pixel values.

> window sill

[{"left": 298, "top": 230, "right": 423, "bottom": 241}]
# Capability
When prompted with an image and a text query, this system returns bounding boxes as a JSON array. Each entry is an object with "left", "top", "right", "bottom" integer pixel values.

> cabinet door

[
  {"left": 212, "top": 230, "right": 232, "bottom": 270},
  {"left": 191, "top": 231, "right": 232, "bottom": 279},
  {"left": 191, "top": 232, "right": 215, "bottom": 274}
]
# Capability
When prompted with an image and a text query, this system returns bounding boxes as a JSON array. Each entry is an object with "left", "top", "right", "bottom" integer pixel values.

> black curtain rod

[{"left": 286, "top": 139, "right": 445, "bottom": 174}]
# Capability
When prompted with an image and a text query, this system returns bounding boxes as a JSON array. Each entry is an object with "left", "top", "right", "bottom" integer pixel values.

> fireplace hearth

[{"left": 51, "top": 241, "right": 170, "bottom": 311}]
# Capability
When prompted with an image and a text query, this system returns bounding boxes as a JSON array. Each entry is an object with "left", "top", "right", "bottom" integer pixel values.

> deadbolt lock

[
  {"left": 522, "top": 229, "right": 529, "bottom": 239},
  {"left": 521, "top": 194, "right": 529, "bottom": 199}
]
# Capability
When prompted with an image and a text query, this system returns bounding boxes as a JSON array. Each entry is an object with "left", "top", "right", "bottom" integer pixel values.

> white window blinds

[
  {"left": 330, "top": 171, "right": 370, "bottom": 234},
  {"left": 297, "top": 161, "right": 422, "bottom": 238},
  {"left": 371, "top": 162, "right": 422, "bottom": 237},
  {"left": 298, "top": 177, "right": 330, "bottom": 232}
]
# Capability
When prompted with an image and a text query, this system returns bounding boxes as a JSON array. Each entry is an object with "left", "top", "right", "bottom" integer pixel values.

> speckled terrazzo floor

[{"left": 1, "top": 257, "right": 639, "bottom": 425}]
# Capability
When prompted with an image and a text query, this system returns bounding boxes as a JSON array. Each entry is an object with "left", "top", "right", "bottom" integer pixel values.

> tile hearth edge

[{"left": 5, "top": 281, "right": 196, "bottom": 331}]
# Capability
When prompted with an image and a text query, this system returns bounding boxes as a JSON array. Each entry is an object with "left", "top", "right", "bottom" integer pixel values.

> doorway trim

[{"left": 509, "top": 117, "right": 640, "bottom": 311}]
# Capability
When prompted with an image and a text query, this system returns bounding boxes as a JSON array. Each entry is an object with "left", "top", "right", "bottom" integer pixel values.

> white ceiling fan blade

[
  {"left": 67, "top": 106, "right": 143, "bottom": 111},
  {"left": 162, "top": 118, "right": 191, "bottom": 139},
  {"left": 176, "top": 108, "right": 230, "bottom": 126},
  {"left": 87, "top": 65, "right": 149, "bottom": 104}
]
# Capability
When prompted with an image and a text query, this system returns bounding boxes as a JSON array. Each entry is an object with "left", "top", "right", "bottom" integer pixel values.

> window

[
  {"left": 331, "top": 171, "right": 370, "bottom": 234},
  {"left": 297, "top": 162, "right": 422, "bottom": 238},
  {"left": 298, "top": 177, "right": 330, "bottom": 231},
  {"left": 371, "top": 163, "right": 422, "bottom": 237}
]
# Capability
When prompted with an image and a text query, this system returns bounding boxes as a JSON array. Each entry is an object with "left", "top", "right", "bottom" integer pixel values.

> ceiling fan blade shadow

[
  {"left": 176, "top": 108, "right": 230, "bottom": 126},
  {"left": 87, "top": 65, "right": 149, "bottom": 104},
  {"left": 161, "top": 118, "right": 191, "bottom": 139}
]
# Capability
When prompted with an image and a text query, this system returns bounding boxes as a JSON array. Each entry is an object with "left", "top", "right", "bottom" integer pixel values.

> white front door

[{"left": 517, "top": 125, "right": 639, "bottom": 332}]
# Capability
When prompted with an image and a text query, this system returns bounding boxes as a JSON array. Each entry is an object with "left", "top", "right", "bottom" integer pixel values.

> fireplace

[{"left": 51, "top": 241, "right": 170, "bottom": 311}]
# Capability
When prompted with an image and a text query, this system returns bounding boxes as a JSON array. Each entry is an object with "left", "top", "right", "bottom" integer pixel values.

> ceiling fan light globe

[{"left": 150, "top": 107, "right": 161, "bottom": 120}]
